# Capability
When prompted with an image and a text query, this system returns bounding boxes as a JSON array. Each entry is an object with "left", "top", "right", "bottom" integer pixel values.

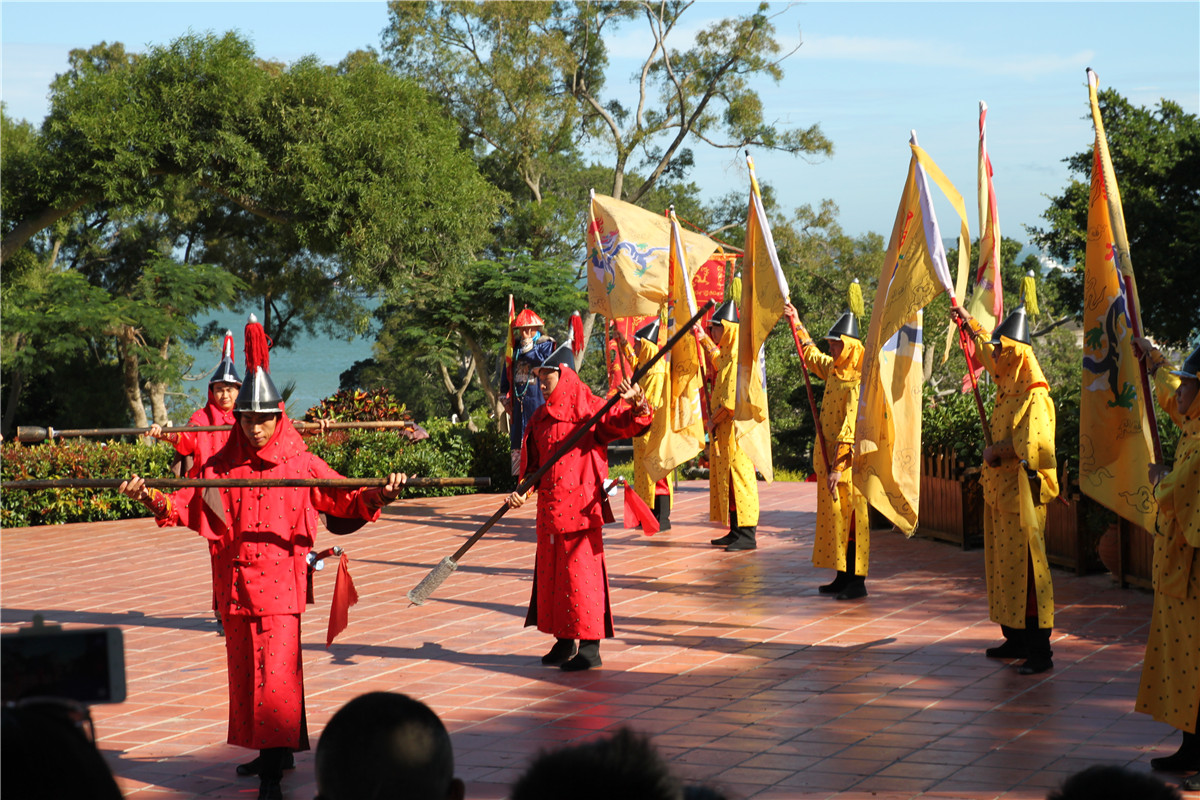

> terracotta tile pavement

[{"left": 1, "top": 481, "right": 1190, "bottom": 799}]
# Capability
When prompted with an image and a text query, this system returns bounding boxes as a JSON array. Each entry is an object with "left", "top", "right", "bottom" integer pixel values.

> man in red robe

[
  {"left": 148, "top": 330, "right": 242, "bottom": 634},
  {"left": 507, "top": 342, "right": 652, "bottom": 671},
  {"left": 121, "top": 318, "right": 406, "bottom": 800}
]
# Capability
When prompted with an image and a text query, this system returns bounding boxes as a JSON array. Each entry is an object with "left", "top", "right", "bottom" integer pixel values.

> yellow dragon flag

[
  {"left": 642, "top": 210, "right": 707, "bottom": 482},
  {"left": 855, "top": 133, "right": 958, "bottom": 534},
  {"left": 1078, "top": 69, "right": 1157, "bottom": 531},
  {"left": 733, "top": 155, "right": 786, "bottom": 483},
  {"left": 587, "top": 191, "right": 719, "bottom": 319}
]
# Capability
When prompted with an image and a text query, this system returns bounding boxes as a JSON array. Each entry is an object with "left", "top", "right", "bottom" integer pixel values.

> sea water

[{"left": 182, "top": 308, "right": 375, "bottom": 420}]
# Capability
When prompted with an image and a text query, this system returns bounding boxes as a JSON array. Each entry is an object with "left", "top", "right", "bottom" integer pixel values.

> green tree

[{"left": 1028, "top": 88, "right": 1200, "bottom": 347}]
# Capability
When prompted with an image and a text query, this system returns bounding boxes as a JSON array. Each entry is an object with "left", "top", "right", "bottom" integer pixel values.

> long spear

[
  {"left": 15, "top": 420, "right": 417, "bottom": 443},
  {"left": 406, "top": 299, "right": 715, "bottom": 605},
  {"left": 2, "top": 476, "right": 489, "bottom": 491}
]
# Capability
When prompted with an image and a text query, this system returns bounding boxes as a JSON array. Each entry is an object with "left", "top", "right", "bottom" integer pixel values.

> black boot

[
  {"left": 712, "top": 507, "right": 740, "bottom": 546},
  {"left": 818, "top": 571, "right": 849, "bottom": 594},
  {"left": 541, "top": 638, "right": 577, "bottom": 666},
  {"left": 237, "top": 749, "right": 295, "bottom": 777},
  {"left": 561, "top": 639, "right": 601, "bottom": 671},
  {"left": 653, "top": 495, "right": 672, "bottom": 532},
  {"left": 1152, "top": 730, "right": 1200, "bottom": 773},
  {"left": 255, "top": 747, "right": 289, "bottom": 799},
  {"left": 1183, "top": 773, "right": 1200, "bottom": 791},
  {"left": 1017, "top": 618, "right": 1053, "bottom": 675},
  {"left": 726, "top": 527, "right": 757, "bottom": 551},
  {"left": 836, "top": 575, "right": 867, "bottom": 600},
  {"left": 986, "top": 625, "right": 1028, "bottom": 659}
]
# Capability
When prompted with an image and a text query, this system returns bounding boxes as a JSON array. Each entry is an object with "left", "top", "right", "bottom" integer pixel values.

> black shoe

[
  {"left": 835, "top": 578, "right": 867, "bottom": 600},
  {"left": 1182, "top": 773, "right": 1200, "bottom": 791},
  {"left": 258, "top": 779, "right": 283, "bottom": 800},
  {"left": 985, "top": 641, "right": 1027, "bottom": 659},
  {"left": 561, "top": 640, "right": 601, "bottom": 671},
  {"left": 1017, "top": 657, "right": 1053, "bottom": 675},
  {"left": 710, "top": 532, "right": 737, "bottom": 546},
  {"left": 653, "top": 496, "right": 672, "bottom": 532},
  {"left": 1152, "top": 750, "right": 1200, "bottom": 773},
  {"left": 541, "top": 638, "right": 577, "bottom": 666},
  {"left": 818, "top": 572, "right": 849, "bottom": 594},
  {"left": 237, "top": 751, "right": 295, "bottom": 777}
]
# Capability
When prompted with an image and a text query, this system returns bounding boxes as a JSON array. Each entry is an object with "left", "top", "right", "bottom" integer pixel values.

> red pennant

[
  {"left": 624, "top": 484, "right": 660, "bottom": 535},
  {"left": 326, "top": 552, "right": 359, "bottom": 647}
]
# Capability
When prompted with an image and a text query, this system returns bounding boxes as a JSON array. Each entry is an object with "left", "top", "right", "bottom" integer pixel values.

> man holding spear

[
  {"left": 118, "top": 318, "right": 408, "bottom": 800},
  {"left": 506, "top": 340, "right": 653, "bottom": 672}
]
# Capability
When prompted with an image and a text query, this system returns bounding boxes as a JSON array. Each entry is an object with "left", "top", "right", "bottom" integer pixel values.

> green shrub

[{"left": 1, "top": 439, "right": 175, "bottom": 527}]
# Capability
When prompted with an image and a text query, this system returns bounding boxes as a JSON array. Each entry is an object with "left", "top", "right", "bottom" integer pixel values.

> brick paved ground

[{"left": 1, "top": 481, "right": 1189, "bottom": 799}]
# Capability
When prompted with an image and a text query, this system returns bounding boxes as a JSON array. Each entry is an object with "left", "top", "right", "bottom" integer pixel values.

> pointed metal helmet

[
  {"left": 825, "top": 311, "right": 860, "bottom": 341},
  {"left": 711, "top": 299, "right": 739, "bottom": 325},
  {"left": 234, "top": 315, "right": 284, "bottom": 414},
  {"left": 209, "top": 330, "right": 242, "bottom": 386},
  {"left": 1170, "top": 342, "right": 1200, "bottom": 380},
  {"left": 537, "top": 340, "right": 576, "bottom": 372},
  {"left": 990, "top": 304, "right": 1030, "bottom": 346},
  {"left": 634, "top": 318, "right": 661, "bottom": 343}
]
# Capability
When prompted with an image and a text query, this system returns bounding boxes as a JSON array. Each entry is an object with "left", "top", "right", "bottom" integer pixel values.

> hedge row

[{"left": 1, "top": 420, "right": 515, "bottom": 528}]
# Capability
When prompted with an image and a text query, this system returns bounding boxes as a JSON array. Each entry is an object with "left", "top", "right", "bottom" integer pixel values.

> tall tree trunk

[
  {"left": 460, "top": 329, "right": 507, "bottom": 434},
  {"left": 146, "top": 338, "right": 171, "bottom": 424},
  {"left": 1, "top": 342, "right": 26, "bottom": 439},
  {"left": 115, "top": 325, "right": 148, "bottom": 427}
]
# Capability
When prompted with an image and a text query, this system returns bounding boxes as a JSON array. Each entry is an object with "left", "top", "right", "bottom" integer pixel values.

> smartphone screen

[{"left": 1, "top": 627, "right": 126, "bottom": 704}]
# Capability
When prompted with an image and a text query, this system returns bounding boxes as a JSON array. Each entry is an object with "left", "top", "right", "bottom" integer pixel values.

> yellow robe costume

[
  {"left": 628, "top": 337, "right": 674, "bottom": 508},
  {"left": 708, "top": 324, "right": 759, "bottom": 527},
  {"left": 968, "top": 320, "right": 1058, "bottom": 629},
  {"left": 803, "top": 335, "right": 870, "bottom": 574},
  {"left": 1136, "top": 357, "right": 1200, "bottom": 733}
]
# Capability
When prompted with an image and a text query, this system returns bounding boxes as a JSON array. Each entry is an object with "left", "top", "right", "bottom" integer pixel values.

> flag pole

[
  {"left": 1087, "top": 68, "right": 1162, "bottom": 462},
  {"left": 954, "top": 315, "right": 994, "bottom": 448}
]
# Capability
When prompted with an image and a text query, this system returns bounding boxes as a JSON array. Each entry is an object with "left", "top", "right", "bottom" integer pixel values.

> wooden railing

[{"left": 914, "top": 447, "right": 1156, "bottom": 583}]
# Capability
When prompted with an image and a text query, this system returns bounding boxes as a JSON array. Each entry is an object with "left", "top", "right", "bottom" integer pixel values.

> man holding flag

[
  {"left": 953, "top": 301, "right": 1059, "bottom": 675},
  {"left": 784, "top": 298, "right": 870, "bottom": 600}
]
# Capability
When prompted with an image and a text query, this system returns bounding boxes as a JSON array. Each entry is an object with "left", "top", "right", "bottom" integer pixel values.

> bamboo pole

[
  {"left": 15, "top": 420, "right": 416, "bottom": 443},
  {"left": 2, "top": 476, "right": 489, "bottom": 491},
  {"left": 406, "top": 299, "right": 716, "bottom": 606}
]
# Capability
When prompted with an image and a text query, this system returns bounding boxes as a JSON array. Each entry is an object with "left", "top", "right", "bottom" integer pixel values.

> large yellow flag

[
  {"left": 734, "top": 155, "right": 786, "bottom": 483},
  {"left": 587, "top": 191, "right": 719, "bottom": 319},
  {"left": 1078, "top": 70, "right": 1157, "bottom": 531},
  {"left": 642, "top": 211, "right": 707, "bottom": 482},
  {"left": 855, "top": 134, "right": 958, "bottom": 534}
]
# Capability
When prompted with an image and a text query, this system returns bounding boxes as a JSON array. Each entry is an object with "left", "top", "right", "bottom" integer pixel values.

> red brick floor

[{"left": 1, "top": 481, "right": 1190, "bottom": 799}]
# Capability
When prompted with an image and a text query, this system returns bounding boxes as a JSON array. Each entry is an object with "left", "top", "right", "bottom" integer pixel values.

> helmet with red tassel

[
  {"left": 209, "top": 330, "right": 242, "bottom": 386},
  {"left": 234, "top": 315, "right": 284, "bottom": 414}
]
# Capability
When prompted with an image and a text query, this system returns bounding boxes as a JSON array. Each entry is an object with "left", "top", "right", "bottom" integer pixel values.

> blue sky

[{"left": 3, "top": 1, "right": 1198, "bottom": 248}]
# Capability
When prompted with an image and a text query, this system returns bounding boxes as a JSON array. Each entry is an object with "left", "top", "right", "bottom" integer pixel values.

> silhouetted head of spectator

[
  {"left": 1046, "top": 765, "right": 1182, "bottom": 800},
  {"left": 1, "top": 699, "right": 123, "bottom": 800},
  {"left": 511, "top": 727, "right": 683, "bottom": 800},
  {"left": 315, "top": 692, "right": 463, "bottom": 800}
]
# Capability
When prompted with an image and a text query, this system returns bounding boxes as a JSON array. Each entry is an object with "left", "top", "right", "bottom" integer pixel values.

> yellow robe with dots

[
  {"left": 708, "top": 325, "right": 759, "bottom": 526},
  {"left": 968, "top": 320, "right": 1058, "bottom": 629},
  {"left": 1136, "top": 358, "right": 1200, "bottom": 733},
  {"left": 803, "top": 335, "right": 870, "bottom": 574},
  {"left": 627, "top": 337, "right": 674, "bottom": 508}
]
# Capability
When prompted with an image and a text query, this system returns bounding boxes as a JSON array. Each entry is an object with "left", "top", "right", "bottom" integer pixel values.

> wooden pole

[
  {"left": 785, "top": 316, "right": 831, "bottom": 476},
  {"left": 16, "top": 420, "right": 415, "bottom": 443},
  {"left": 1, "top": 476, "right": 489, "bottom": 491}
]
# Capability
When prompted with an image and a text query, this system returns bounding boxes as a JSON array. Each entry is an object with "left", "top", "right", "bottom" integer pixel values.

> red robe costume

[
  {"left": 149, "top": 417, "right": 389, "bottom": 751},
  {"left": 520, "top": 368, "right": 652, "bottom": 640},
  {"left": 169, "top": 389, "right": 237, "bottom": 611}
]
